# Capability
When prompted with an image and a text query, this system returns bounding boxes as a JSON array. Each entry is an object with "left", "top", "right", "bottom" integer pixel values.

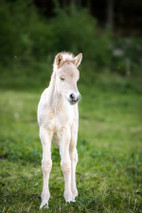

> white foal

[{"left": 37, "top": 52, "right": 83, "bottom": 208}]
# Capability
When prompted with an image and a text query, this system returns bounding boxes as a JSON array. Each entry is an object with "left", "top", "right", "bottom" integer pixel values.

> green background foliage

[{"left": 0, "top": 0, "right": 142, "bottom": 90}]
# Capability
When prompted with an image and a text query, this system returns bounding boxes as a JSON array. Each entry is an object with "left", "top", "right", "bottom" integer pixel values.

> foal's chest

[{"left": 45, "top": 106, "right": 74, "bottom": 131}]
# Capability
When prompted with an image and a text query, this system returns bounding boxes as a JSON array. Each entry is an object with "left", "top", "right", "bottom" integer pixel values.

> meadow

[
  {"left": 0, "top": 0, "right": 142, "bottom": 212},
  {"left": 0, "top": 72, "right": 142, "bottom": 213}
]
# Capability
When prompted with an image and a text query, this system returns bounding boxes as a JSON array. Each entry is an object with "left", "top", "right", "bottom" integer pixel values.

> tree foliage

[
  {"left": 0, "top": 0, "right": 111, "bottom": 66},
  {"left": 0, "top": 0, "right": 141, "bottom": 90}
]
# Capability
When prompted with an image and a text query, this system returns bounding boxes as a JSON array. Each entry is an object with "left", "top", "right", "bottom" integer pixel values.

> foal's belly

[{"left": 53, "top": 133, "right": 59, "bottom": 146}]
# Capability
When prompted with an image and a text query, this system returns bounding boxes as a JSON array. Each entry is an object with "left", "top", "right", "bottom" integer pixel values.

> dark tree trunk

[{"left": 107, "top": 0, "right": 114, "bottom": 32}]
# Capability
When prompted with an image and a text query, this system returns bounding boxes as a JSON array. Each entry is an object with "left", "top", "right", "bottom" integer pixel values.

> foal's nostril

[{"left": 70, "top": 93, "right": 75, "bottom": 100}]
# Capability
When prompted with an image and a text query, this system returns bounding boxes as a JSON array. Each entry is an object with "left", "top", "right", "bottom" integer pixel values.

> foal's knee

[
  {"left": 42, "top": 159, "right": 52, "bottom": 174},
  {"left": 61, "top": 161, "right": 71, "bottom": 174}
]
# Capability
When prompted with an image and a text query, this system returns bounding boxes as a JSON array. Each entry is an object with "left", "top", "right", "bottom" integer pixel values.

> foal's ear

[
  {"left": 73, "top": 53, "right": 83, "bottom": 67},
  {"left": 56, "top": 53, "right": 63, "bottom": 67}
]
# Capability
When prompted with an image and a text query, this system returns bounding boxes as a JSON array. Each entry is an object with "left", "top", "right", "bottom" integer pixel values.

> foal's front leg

[
  {"left": 59, "top": 127, "right": 73, "bottom": 202},
  {"left": 39, "top": 127, "right": 53, "bottom": 209},
  {"left": 70, "top": 126, "right": 78, "bottom": 201}
]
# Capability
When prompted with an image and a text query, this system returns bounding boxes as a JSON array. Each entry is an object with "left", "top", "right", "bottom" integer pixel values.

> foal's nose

[{"left": 70, "top": 93, "right": 81, "bottom": 102}]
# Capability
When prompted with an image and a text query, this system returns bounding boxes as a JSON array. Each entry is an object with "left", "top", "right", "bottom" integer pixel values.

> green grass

[{"left": 0, "top": 75, "right": 142, "bottom": 212}]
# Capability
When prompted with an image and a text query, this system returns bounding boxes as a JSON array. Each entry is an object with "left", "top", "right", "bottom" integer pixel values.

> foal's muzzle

[{"left": 69, "top": 93, "right": 81, "bottom": 105}]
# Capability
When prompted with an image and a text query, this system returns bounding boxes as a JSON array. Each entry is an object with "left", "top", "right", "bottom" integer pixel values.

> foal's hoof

[
  {"left": 66, "top": 198, "right": 75, "bottom": 203},
  {"left": 64, "top": 191, "right": 74, "bottom": 203},
  {"left": 40, "top": 201, "right": 48, "bottom": 209},
  {"left": 72, "top": 188, "right": 78, "bottom": 200},
  {"left": 40, "top": 192, "right": 50, "bottom": 209},
  {"left": 64, "top": 191, "right": 76, "bottom": 203}
]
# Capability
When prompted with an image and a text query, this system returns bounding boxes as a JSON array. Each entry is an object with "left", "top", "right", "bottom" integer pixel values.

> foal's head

[{"left": 53, "top": 52, "right": 83, "bottom": 105}]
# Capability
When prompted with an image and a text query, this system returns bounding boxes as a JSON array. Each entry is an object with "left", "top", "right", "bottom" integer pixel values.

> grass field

[{"left": 0, "top": 74, "right": 142, "bottom": 212}]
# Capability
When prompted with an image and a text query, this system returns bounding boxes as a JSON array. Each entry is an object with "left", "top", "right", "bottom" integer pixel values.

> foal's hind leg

[{"left": 39, "top": 127, "right": 53, "bottom": 209}]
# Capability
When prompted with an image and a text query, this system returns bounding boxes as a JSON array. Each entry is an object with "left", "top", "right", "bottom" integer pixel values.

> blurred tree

[
  {"left": 0, "top": 0, "right": 141, "bottom": 88},
  {"left": 31, "top": 0, "right": 142, "bottom": 36},
  {"left": 3, "top": 0, "right": 141, "bottom": 35},
  {"left": 106, "top": 0, "right": 114, "bottom": 33}
]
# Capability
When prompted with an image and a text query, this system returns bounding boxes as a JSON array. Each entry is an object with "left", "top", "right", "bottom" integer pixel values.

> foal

[{"left": 37, "top": 52, "right": 83, "bottom": 208}]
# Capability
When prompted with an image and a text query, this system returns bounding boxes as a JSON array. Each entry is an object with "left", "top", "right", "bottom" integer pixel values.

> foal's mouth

[
  {"left": 68, "top": 96, "right": 81, "bottom": 105},
  {"left": 69, "top": 99, "right": 78, "bottom": 105}
]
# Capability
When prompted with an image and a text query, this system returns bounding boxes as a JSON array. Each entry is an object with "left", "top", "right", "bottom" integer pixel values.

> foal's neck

[{"left": 49, "top": 71, "right": 64, "bottom": 113}]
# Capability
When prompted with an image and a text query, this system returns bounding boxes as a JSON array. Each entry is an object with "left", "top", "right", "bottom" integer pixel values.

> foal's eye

[{"left": 60, "top": 77, "right": 65, "bottom": 81}]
